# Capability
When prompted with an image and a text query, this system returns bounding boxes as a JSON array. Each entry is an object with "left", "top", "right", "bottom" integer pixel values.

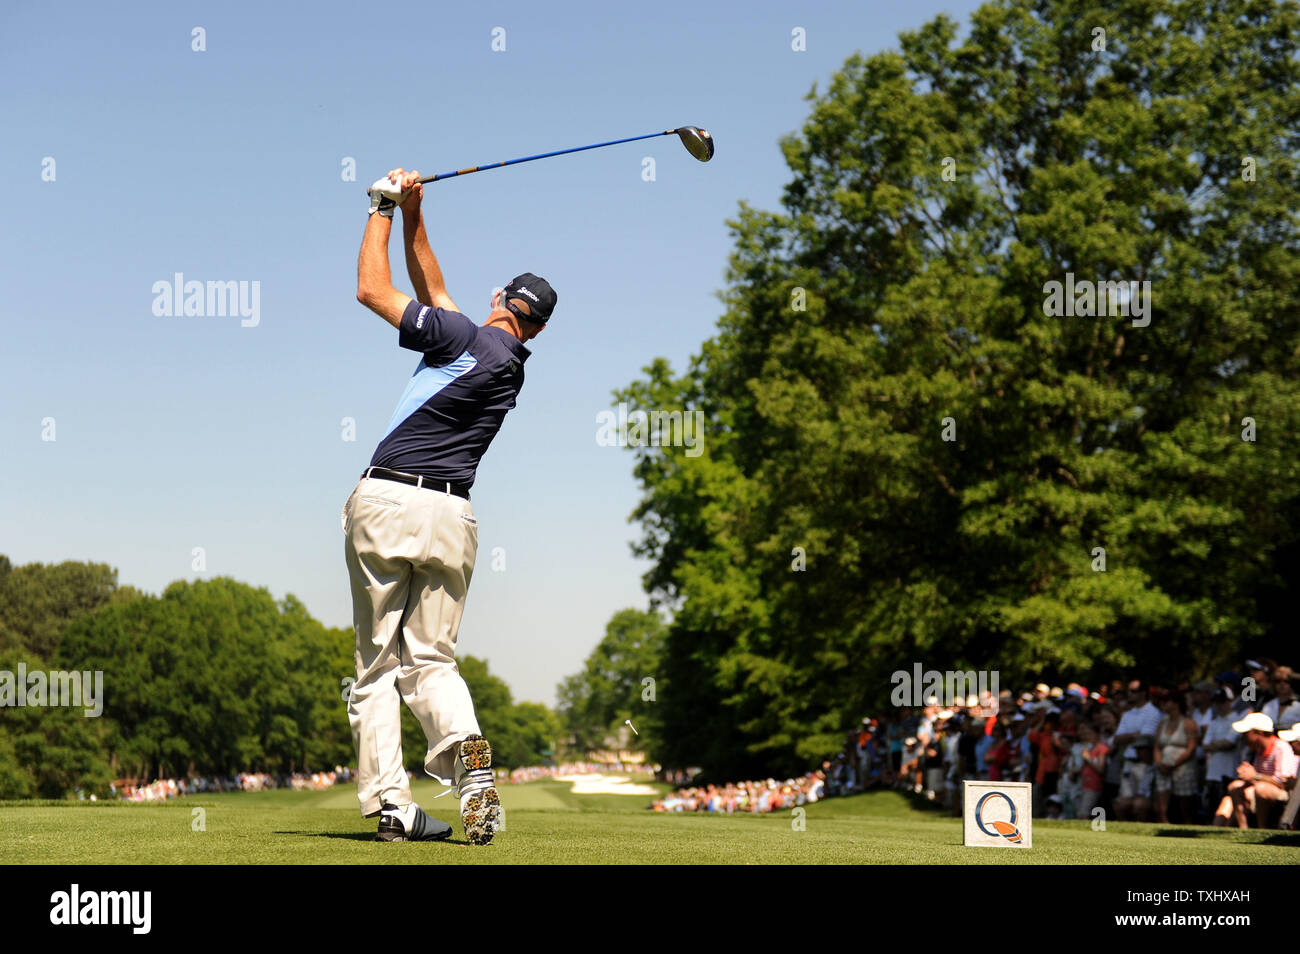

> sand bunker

[{"left": 553, "top": 773, "right": 659, "bottom": 796}]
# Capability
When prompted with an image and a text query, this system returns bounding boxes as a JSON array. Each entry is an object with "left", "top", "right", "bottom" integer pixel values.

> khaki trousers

[{"left": 342, "top": 474, "right": 480, "bottom": 816}]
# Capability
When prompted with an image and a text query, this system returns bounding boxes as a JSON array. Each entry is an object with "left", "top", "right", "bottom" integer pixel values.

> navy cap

[{"left": 502, "top": 273, "right": 557, "bottom": 324}]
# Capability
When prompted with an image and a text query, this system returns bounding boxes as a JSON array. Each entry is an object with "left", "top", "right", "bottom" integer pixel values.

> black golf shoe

[{"left": 375, "top": 802, "right": 452, "bottom": 842}]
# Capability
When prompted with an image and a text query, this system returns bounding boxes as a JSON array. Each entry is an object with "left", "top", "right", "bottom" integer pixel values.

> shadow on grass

[
  {"left": 275, "top": 830, "right": 470, "bottom": 846},
  {"left": 1153, "top": 827, "right": 1237, "bottom": 838},
  {"left": 1152, "top": 826, "right": 1300, "bottom": 843}
]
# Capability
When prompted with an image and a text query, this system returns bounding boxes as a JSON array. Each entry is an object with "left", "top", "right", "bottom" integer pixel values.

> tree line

[
  {"left": 559, "top": 0, "right": 1300, "bottom": 781},
  {"left": 0, "top": 555, "right": 560, "bottom": 798}
]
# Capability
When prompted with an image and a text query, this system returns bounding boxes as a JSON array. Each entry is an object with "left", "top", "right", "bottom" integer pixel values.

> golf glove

[{"left": 367, "top": 176, "right": 406, "bottom": 217}]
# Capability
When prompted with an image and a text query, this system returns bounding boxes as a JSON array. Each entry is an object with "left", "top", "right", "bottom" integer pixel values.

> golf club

[{"left": 415, "top": 126, "right": 714, "bottom": 185}]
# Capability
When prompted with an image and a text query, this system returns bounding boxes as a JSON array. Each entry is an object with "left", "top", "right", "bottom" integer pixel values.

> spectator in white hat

[
  {"left": 1213, "top": 712, "right": 1298, "bottom": 829},
  {"left": 1281, "top": 724, "right": 1300, "bottom": 755}
]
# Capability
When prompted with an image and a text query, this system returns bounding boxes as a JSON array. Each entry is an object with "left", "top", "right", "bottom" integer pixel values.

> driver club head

[{"left": 675, "top": 126, "right": 715, "bottom": 162}]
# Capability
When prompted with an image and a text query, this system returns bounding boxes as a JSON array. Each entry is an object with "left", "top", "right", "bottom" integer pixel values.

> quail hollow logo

[
  {"left": 962, "top": 780, "right": 1032, "bottom": 848},
  {"left": 49, "top": 884, "right": 151, "bottom": 934},
  {"left": 974, "top": 790, "right": 1023, "bottom": 843}
]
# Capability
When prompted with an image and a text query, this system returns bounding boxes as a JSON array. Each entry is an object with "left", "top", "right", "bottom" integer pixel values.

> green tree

[
  {"left": 55, "top": 578, "right": 354, "bottom": 779},
  {"left": 0, "top": 559, "right": 549, "bottom": 796},
  {"left": 0, "top": 649, "right": 114, "bottom": 798},
  {"left": 556, "top": 609, "right": 666, "bottom": 756},
  {"left": 398, "top": 654, "right": 562, "bottom": 772},
  {"left": 503, "top": 701, "right": 563, "bottom": 766},
  {"left": 619, "top": 0, "right": 1300, "bottom": 777},
  {"left": 0, "top": 727, "right": 36, "bottom": 799},
  {"left": 0, "top": 557, "right": 125, "bottom": 658}
]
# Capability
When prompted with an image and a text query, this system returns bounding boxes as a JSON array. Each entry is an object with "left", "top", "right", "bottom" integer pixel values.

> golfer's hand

[
  {"left": 367, "top": 173, "right": 408, "bottom": 218},
  {"left": 1236, "top": 761, "right": 1254, "bottom": 781},
  {"left": 386, "top": 168, "right": 423, "bottom": 215}
]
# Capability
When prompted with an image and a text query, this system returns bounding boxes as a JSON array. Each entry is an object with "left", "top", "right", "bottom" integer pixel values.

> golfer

[{"left": 342, "top": 168, "right": 557, "bottom": 844}]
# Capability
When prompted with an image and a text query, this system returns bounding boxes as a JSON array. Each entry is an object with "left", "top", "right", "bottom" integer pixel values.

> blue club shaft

[{"left": 418, "top": 130, "right": 674, "bottom": 184}]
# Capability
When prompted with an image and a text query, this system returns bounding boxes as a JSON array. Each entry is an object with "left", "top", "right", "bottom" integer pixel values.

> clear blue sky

[{"left": 0, "top": 0, "right": 981, "bottom": 704}]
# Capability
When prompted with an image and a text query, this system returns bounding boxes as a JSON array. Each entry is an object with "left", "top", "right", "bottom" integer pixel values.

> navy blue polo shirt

[{"left": 368, "top": 300, "right": 530, "bottom": 487}]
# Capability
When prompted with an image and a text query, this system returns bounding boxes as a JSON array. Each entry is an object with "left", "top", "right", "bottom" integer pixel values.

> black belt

[{"left": 363, "top": 467, "right": 470, "bottom": 500}]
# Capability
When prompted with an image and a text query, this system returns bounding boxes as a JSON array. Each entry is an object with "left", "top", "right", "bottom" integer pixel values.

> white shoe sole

[{"left": 458, "top": 736, "right": 501, "bottom": 846}]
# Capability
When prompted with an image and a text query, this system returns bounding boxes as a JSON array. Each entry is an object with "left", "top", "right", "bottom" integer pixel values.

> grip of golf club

[{"left": 419, "top": 169, "right": 475, "bottom": 184}]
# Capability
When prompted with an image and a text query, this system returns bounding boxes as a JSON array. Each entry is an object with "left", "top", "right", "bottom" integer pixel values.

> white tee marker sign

[{"left": 962, "top": 780, "right": 1032, "bottom": 848}]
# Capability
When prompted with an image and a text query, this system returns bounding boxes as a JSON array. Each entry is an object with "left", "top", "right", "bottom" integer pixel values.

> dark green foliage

[
  {"left": 617, "top": 0, "right": 1300, "bottom": 777},
  {"left": 0, "top": 559, "right": 124, "bottom": 659},
  {"left": 556, "top": 609, "right": 666, "bottom": 756},
  {"left": 398, "top": 653, "right": 561, "bottom": 771},
  {"left": 0, "top": 557, "right": 561, "bottom": 794},
  {"left": 52, "top": 577, "right": 356, "bottom": 779}
]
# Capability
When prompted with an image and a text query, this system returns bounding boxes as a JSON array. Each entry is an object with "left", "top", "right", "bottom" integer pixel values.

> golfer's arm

[
  {"left": 357, "top": 214, "right": 412, "bottom": 329},
  {"left": 402, "top": 211, "right": 460, "bottom": 313}
]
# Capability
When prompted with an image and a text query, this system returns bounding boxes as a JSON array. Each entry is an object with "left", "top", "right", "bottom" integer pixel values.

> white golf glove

[{"left": 367, "top": 176, "right": 407, "bottom": 217}]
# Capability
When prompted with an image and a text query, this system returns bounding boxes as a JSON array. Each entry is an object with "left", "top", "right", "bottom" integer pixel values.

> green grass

[{"left": 1, "top": 780, "right": 1297, "bottom": 864}]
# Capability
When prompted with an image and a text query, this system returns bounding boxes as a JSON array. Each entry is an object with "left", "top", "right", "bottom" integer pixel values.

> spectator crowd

[
  {"left": 651, "top": 773, "right": 824, "bottom": 813},
  {"left": 820, "top": 658, "right": 1299, "bottom": 829},
  {"left": 650, "top": 658, "right": 1300, "bottom": 830},
  {"left": 111, "top": 767, "right": 356, "bottom": 802}
]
